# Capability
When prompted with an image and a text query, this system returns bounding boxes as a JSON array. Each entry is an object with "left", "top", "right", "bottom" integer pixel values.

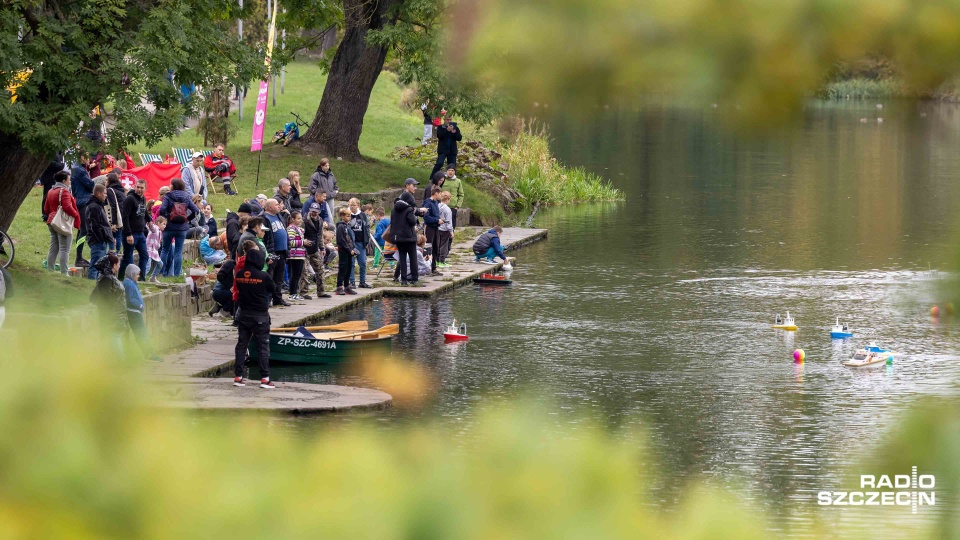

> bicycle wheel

[{"left": 0, "top": 229, "right": 14, "bottom": 268}]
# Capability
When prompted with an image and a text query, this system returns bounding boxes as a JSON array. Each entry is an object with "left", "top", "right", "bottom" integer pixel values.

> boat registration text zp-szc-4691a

[{"left": 277, "top": 337, "right": 338, "bottom": 349}]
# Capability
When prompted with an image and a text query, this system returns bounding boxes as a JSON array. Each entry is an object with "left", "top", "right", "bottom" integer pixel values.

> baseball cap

[
  {"left": 256, "top": 193, "right": 267, "bottom": 200},
  {"left": 191, "top": 151, "right": 203, "bottom": 159},
  {"left": 309, "top": 203, "right": 321, "bottom": 212},
  {"left": 237, "top": 202, "right": 253, "bottom": 213},
  {"left": 404, "top": 178, "right": 419, "bottom": 185}
]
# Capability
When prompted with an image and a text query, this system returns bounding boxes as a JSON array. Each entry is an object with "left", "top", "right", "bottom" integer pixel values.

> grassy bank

[
  {"left": 502, "top": 132, "right": 623, "bottom": 208},
  {"left": 820, "top": 78, "right": 907, "bottom": 100}
]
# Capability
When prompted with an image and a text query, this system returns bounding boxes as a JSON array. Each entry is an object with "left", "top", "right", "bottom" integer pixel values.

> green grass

[
  {"left": 126, "top": 61, "right": 430, "bottom": 220},
  {"left": 821, "top": 78, "right": 907, "bottom": 100},
  {"left": 129, "top": 60, "right": 503, "bottom": 224}
]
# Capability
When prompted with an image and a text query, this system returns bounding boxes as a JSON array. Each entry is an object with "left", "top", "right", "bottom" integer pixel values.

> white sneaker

[
  {"left": 260, "top": 378, "right": 275, "bottom": 389},
  {"left": 233, "top": 377, "right": 245, "bottom": 387}
]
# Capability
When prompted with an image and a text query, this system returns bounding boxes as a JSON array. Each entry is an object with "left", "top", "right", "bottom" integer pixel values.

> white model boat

[
  {"left": 843, "top": 342, "right": 895, "bottom": 369},
  {"left": 772, "top": 311, "right": 797, "bottom": 331}
]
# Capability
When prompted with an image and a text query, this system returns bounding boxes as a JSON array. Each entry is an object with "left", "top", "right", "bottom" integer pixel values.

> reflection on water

[{"left": 272, "top": 101, "right": 960, "bottom": 528}]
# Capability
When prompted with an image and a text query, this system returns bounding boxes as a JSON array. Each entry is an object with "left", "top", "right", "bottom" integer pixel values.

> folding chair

[
  {"left": 139, "top": 153, "right": 163, "bottom": 166},
  {"left": 374, "top": 242, "right": 397, "bottom": 278},
  {"left": 171, "top": 147, "right": 193, "bottom": 168}
]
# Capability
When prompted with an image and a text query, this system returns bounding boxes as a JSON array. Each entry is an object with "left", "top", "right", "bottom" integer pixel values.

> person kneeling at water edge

[
  {"left": 472, "top": 225, "right": 508, "bottom": 263},
  {"left": 232, "top": 241, "right": 275, "bottom": 388}
]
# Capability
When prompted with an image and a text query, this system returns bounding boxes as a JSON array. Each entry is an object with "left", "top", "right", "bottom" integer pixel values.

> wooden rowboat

[{"left": 249, "top": 323, "right": 396, "bottom": 365}]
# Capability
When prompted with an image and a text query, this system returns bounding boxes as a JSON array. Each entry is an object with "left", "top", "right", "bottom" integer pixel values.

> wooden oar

[
  {"left": 270, "top": 320, "right": 369, "bottom": 333},
  {"left": 331, "top": 323, "right": 400, "bottom": 341}
]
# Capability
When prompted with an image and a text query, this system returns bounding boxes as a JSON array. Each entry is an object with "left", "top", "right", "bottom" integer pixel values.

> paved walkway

[{"left": 151, "top": 227, "right": 548, "bottom": 414}]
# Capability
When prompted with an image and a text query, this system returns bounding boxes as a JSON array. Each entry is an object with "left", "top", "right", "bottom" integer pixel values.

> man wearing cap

[
  {"left": 390, "top": 178, "right": 427, "bottom": 284},
  {"left": 301, "top": 203, "right": 331, "bottom": 298},
  {"left": 249, "top": 194, "right": 267, "bottom": 216},
  {"left": 204, "top": 144, "right": 238, "bottom": 196},
  {"left": 182, "top": 152, "right": 208, "bottom": 200}
]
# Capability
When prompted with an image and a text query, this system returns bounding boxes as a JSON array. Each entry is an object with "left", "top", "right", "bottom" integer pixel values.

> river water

[{"left": 274, "top": 100, "right": 960, "bottom": 532}]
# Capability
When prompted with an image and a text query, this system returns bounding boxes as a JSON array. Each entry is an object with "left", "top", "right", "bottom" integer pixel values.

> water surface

[{"left": 275, "top": 100, "right": 960, "bottom": 531}]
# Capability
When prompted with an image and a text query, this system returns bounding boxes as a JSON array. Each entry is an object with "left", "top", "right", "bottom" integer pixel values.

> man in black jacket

[
  {"left": 85, "top": 184, "right": 113, "bottom": 280},
  {"left": 233, "top": 246, "right": 275, "bottom": 389},
  {"left": 390, "top": 178, "right": 426, "bottom": 284},
  {"left": 301, "top": 203, "right": 331, "bottom": 298},
  {"left": 225, "top": 203, "right": 250, "bottom": 259},
  {"left": 120, "top": 179, "right": 151, "bottom": 280},
  {"left": 431, "top": 117, "right": 462, "bottom": 177}
]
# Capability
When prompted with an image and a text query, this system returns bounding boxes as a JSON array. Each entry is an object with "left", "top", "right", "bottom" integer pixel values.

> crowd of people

[{"left": 38, "top": 133, "right": 511, "bottom": 388}]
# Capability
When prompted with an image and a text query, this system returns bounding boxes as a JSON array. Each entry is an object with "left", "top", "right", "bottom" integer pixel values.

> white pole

[{"left": 237, "top": 0, "right": 243, "bottom": 121}]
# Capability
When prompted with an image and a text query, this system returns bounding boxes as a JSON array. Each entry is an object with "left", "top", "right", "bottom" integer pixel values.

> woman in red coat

[{"left": 43, "top": 170, "right": 82, "bottom": 274}]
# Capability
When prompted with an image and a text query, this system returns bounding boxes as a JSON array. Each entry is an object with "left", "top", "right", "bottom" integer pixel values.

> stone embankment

[{"left": 150, "top": 227, "right": 548, "bottom": 414}]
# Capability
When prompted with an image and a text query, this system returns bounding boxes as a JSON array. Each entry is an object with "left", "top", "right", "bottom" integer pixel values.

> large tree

[
  {"left": 296, "top": 0, "right": 403, "bottom": 160},
  {"left": 0, "top": 0, "right": 264, "bottom": 231},
  {"left": 294, "top": 0, "right": 504, "bottom": 160}
]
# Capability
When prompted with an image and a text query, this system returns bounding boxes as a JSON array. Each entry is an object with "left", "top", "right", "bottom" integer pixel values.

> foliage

[
  {"left": 196, "top": 86, "right": 237, "bottom": 146},
  {"left": 0, "top": 0, "right": 266, "bottom": 159},
  {"left": 461, "top": 0, "right": 960, "bottom": 126},
  {"left": 0, "top": 322, "right": 956, "bottom": 537},
  {"left": 365, "top": 0, "right": 509, "bottom": 126}
]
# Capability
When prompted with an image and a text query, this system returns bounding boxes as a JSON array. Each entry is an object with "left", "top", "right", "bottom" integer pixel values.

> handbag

[{"left": 51, "top": 188, "right": 75, "bottom": 236}]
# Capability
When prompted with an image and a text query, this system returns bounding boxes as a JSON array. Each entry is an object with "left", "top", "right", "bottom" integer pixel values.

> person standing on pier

[
  {"left": 232, "top": 241, "right": 275, "bottom": 389},
  {"left": 390, "top": 179, "right": 426, "bottom": 285}
]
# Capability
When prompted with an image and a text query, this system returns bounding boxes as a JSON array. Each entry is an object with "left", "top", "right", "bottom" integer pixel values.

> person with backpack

[{"left": 158, "top": 178, "right": 200, "bottom": 277}]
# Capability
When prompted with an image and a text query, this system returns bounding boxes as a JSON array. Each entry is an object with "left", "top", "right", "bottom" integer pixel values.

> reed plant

[
  {"left": 821, "top": 78, "right": 907, "bottom": 100},
  {"left": 501, "top": 129, "right": 624, "bottom": 208}
]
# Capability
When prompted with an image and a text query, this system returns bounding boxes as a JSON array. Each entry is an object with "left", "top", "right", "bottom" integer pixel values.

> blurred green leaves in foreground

[
  {"left": 459, "top": 0, "right": 960, "bottom": 125},
  {"left": 0, "top": 325, "right": 957, "bottom": 538}
]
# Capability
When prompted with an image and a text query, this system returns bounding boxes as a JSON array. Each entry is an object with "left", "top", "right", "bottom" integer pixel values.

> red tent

[{"left": 118, "top": 162, "right": 182, "bottom": 201}]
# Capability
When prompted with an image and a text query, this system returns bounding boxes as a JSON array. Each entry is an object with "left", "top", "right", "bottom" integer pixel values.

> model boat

[
  {"left": 443, "top": 319, "right": 469, "bottom": 342},
  {"left": 842, "top": 342, "right": 895, "bottom": 369},
  {"left": 830, "top": 318, "right": 854, "bottom": 339},
  {"left": 771, "top": 311, "right": 797, "bottom": 331},
  {"left": 473, "top": 273, "right": 512, "bottom": 285}
]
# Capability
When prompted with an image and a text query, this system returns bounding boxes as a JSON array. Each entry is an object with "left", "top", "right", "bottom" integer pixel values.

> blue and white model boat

[
  {"left": 842, "top": 342, "right": 895, "bottom": 369},
  {"left": 830, "top": 318, "right": 854, "bottom": 339}
]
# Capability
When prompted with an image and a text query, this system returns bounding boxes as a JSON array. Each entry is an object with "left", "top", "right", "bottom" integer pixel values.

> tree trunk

[
  {"left": 0, "top": 132, "right": 49, "bottom": 232},
  {"left": 298, "top": 0, "right": 400, "bottom": 161}
]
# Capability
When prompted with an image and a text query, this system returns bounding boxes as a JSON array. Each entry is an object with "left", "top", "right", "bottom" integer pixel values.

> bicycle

[{"left": 0, "top": 228, "right": 14, "bottom": 269}]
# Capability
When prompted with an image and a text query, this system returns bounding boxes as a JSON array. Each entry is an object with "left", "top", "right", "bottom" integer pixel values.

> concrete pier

[{"left": 151, "top": 227, "right": 548, "bottom": 414}]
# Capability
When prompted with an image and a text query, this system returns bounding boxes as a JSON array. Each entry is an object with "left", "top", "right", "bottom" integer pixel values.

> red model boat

[
  {"left": 473, "top": 273, "right": 512, "bottom": 285},
  {"left": 444, "top": 320, "right": 469, "bottom": 342}
]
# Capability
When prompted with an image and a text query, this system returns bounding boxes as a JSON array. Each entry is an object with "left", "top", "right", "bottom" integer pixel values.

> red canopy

[{"left": 118, "top": 162, "right": 183, "bottom": 202}]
